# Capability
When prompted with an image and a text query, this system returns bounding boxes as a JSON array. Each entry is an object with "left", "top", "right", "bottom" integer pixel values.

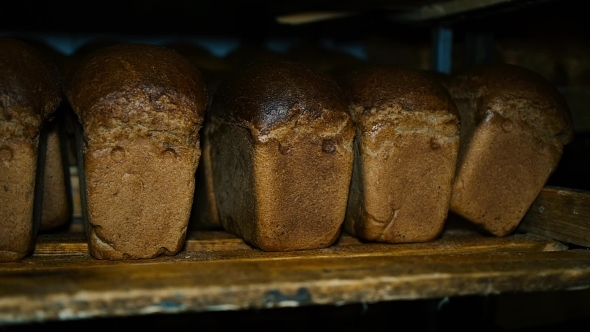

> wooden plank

[
  {"left": 0, "top": 225, "right": 577, "bottom": 324},
  {"left": 520, "top": 187, "right": 590, "bottom": 247},
  {"left": 1, "top": 250, "right": 590, "bottom": 324},
  {"left": 34, "top": 233, "right": 88, "bottom": 256},
  {"left": 29, "top": 229, "right": 566, "bottom": 261}
]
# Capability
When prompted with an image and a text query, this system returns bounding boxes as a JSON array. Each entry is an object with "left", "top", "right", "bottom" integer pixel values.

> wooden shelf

[{"left": 2, "top": 220, "right": 590, "bottom": 325}]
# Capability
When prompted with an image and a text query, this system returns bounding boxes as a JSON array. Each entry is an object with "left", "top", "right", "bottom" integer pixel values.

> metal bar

[{"left": 431, "top": 27, "right": 453, "bottom": 74}]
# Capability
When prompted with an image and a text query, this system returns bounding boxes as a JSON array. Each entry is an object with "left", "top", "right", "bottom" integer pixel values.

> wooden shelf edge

[
  {"left": 1, "top": 250, "right": 590, "bottom": 325},
  {"left": 520, "top": 186, "right": 590, "bottom": 248}
]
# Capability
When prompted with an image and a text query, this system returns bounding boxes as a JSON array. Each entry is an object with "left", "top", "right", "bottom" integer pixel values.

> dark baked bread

[
  {"left": 340, "top": 65, "right": 460, "bottom": 243},
  {"left": 26, "top": 42, "right": 72, "bottom": 231},
  {"left": 67, "top": 43, "right": 207, "bottom": 259},
  {"left": 208, "top": 61, "right": 355, "bottom": 251},
  {"left": 0, "top": 38, "right": 62, "bottom": 261},
  {"left": 447, "top": 64, "right": 573, "bottom": 236},
  {"left": 39, "top": 117, "right": 70, "bottom": 231}
]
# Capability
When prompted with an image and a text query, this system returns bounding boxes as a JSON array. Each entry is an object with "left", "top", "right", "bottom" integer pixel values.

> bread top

[
  {"left": 210, "top": 61, "right": 348, "bottom": 133},
  {"left": 339, "top": 65, "right": 458, "bottom": 119},
  {"left": 0, "top": 38, "right": 62, "bottom": 139},
  {"left": 448, "top": 63, "right": 573, "bottom": 146},
  {"left": 66, "top": 43, "right": 207, "bottom": 142}
]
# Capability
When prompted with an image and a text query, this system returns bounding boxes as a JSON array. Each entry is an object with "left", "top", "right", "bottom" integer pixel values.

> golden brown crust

[
  {"left": 67, "top": 43, "right": 207, "bottom": 146},
  {"left": 1, "top": 38, "right": 62, "bottom": 262},
  {"left": 211, "top": 61, "right": 348, "bottom": 133},
  {"left": 339, "top": 65, "right": 459, "bottom": 119},
  {"left": 448, "top": 64, "right": 573, "bottom": 147},
  {"left": 66, "top": 43, "right": 207, "bottom": 260},
  {"left": 0, "top": 38, "right": 62, "bottom": 139},
  {"left": 40, "top": 124, "right": 70, "bottom": 231},
  {"left": 0, "top": 139, "right": 37, "bottom": 262}
]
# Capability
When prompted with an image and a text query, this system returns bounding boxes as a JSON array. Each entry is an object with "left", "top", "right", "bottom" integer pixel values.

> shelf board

[
  {"left": 2, "top": 226, "right": 590, "bottom": 325},
  {"left": 520, "top": 186, "right": 590, "bottom": 247}
]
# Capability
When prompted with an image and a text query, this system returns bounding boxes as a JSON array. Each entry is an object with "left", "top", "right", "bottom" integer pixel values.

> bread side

[
  {"left": 448, "top": 64, "right": 573, "bottom": 236},
  {"left": 209, "top": 61, "right": 354, "bottom": 251},
  {"left": 341, "top": 66, "right": 460, "bottom": 243},
  {"left": 67, "top": 43, "right": 207, "bottom": 259},
  {"left": 0, "top": 139, "right": 37, "bottom": 261},
  {"left": 0, "top": 38, "right": 62, "bottom": 261},
  {"left": 40, "top": 122, "right": 70, "bottom": 231},
  {"left": 191, "top": 120, "right": 221, "bottom": 230}
]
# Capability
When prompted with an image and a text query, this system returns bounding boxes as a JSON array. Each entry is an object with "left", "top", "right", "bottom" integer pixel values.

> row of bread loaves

[
  {"left": 199, "top": 61, "right": 572, "bottom": 250},
  {"left": 0, "top": 38, "right": 573, "bottom": 261}
]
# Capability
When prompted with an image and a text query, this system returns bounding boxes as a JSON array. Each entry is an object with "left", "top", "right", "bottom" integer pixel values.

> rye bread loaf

[
  {"left": 191, "top": 111, "right": 221, "bottom": 230},
  {"left": 29, "top": 43, "right": 72, "bottom": 231},
  {"left": 447, "top": 64, "right": 573, "bottom": 236},
  {"left": 66, "top": 43, "right": 207, "bottom": 259},
  {"left": 209, "top": 61, "right": 355, "bottom": 251},
  {"left": 0, "top": 38, "right": 62, "bottom": 261},
  {"left": 39, "top": 116, "right": 70, "bottom": 231},
  {"left": 340, "top": 66, "right": 460, "bottom": 243}
]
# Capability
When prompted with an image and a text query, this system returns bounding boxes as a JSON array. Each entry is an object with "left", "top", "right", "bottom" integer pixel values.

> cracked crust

[
  {"left": 0, "top": 38, "right": 62, "bottom": 262},
  {"left": 340, "top": 66, "right": 460, "bottom": 243},
  {"left": 448, "top": 64, "right": 573, "bottom": 236},
  {"left": 66, "top": 44, "right": 206, "bottom": 259},
  {"left": 209, "top": 61, "right": 355, "bottom": 251}
]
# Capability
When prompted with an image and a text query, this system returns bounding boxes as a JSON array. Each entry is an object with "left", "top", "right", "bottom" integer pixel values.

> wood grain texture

[
  {"left": 30, "top": 229, "right": 566, "bottom": 260},
  {"left": 520, "top": 186, "right": 590, "bottom": 247},
  {"left": 1, "top": 229, "right": 587, "bottom": 325}
]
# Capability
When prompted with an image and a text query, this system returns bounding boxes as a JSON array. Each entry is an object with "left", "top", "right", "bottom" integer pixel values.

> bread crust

[
  {"left": 448, "top": 64, "right": 572, "bottom": 149},
  {"left": 341, "top": 66, "right": 459, "bottom": 119},
  {"left": 66, "top": 43, "right": 207, "bottom": 259},
  {"left": 0, "top": 38, "right": 62, "bottom": 141},
  {"left": 40, "top": 122, "right": 70, "bottom": 231},
  {"left": 0, "top": 38, "right": 62, "bottom": 262},
  {"left": 211, "top": 61, "right": 347, "bottom": 133},
  {"left": 448, "top": 64, "right": 573, "bottom": 236},
  {"left": 340, "top": 66, "right": 460, "bottom": 243},
  {"left": 68, "top": 43, "right": 206, "bottom": 147}
]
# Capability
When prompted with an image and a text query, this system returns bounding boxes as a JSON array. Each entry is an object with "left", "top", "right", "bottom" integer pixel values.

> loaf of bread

[
  {"left": 66, "top": 43, "right": 207, "bottom": 259},
  {"left": 340, "top": 66, "right": 460, "bottom": 243},
  {"left": 40, "top": 116, "right": 70, "bottom": 231},
  {"left": 447, "top": 64, "right": 573, "bottom": 236},
  {"left": 0, "top": 38, "right": 62, "bottom": 261},
  {"left": 168, "top": 43, "right": 229, "bottom": 230},
  {"left": 27, "top": 42, "right": 72, "bottom": 231},
  {"left": 208, "top": 61, "right": 355, "bottom": 251},
  {"left": 191, "top": 113, "right": 222, "bottom": 230}
]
